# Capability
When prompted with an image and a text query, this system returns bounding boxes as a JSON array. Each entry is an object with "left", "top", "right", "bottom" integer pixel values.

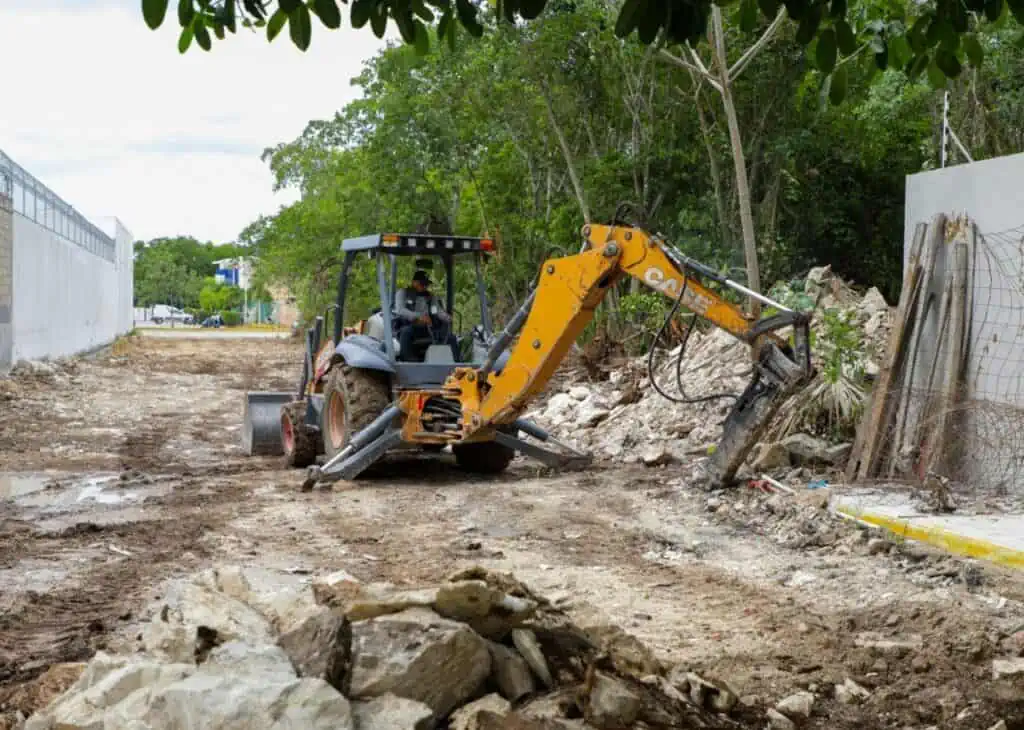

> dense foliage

[
  {"left": 142, "top": 0, "right": 1024, "bottom": 101},
  {"left": 236, "top": 0, "right": 1021, "bottom": 338}
]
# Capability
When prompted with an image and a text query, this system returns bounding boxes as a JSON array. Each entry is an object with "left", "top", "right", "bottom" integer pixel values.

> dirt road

[{"left": 1, "top": 336, "right": 1023, "bottom": 729}]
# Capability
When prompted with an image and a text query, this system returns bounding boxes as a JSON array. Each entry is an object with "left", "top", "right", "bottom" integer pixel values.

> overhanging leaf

[
  {"left": 796, "top": 4, "right": 823, "bottom": 45},
  {"left": 963, "top": 34, "right": 984, "bottom": 66},
  {"left": 519, "top": 0, "right": 547, "bottom": 20},
  {"left": 279, "top": 0, "right": 303, "bottom": 12},
  {"left": 267, "top": 8, "right": 288, "bottom": 39},
  {"left": 370, "top": 2, "right": 388, "bottom": 36},
  {"left": 738, "top": 0, "right": 758, "bottom": 32},
  {"left": 816, "top": 28, "right": 837, "bottom": 72},
  {"left": 1009, "top": 0, "right": 1024, "bottom": 22},
  {"left": 313, "top": 0, "right": 343, "bottom": 28},
  {"left": 178, "top": 23, "right": 194, "bottom": 52},
  {"left": 194, "top": 18, "right": 212, "bottom": 49},
  {"left": 935, "top": 47, "right": 962, "bottom": 77},
  {"left": 413, "top": 18, "right": 430, "bottom": 53},
  {"left": 757, "top": 0, "right": 779, "bottom": 18},
  {"left": 926, "top": 57, "right": 947, "bottom": 87},
  {"left": 984, "top": 0, "right": 1003, "bottom": 22},
  {"left": 289, "top": 4, "right": 313, "bottom": 49},
  {"left": 352, "top": 0, "right": 373, "bottom": 28},
  {"left": 456, "top": 0, "right": 484, "bottom": 36},
  {"left": 835, "top": 18, "right": 856, "bottom": 55},
  {"left": 142, "top": 0, "right": 170, "bottom": 29},
  {"left": 614, "top": 0, "right": 643, "bottom": 37},
  {"left": 829, "top": 64, "right": 847, "bottom": 104},
  {"left": 830, "top": 0, "right": 845, "bottom": 18},
  {"left": 178, "top": 0, "right": 195, "bottom": 26}
]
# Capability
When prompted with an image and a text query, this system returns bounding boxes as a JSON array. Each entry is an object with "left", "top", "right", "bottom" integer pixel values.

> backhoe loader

[{"left": 242, "top": 223, "right": 813, "bottom": 488}]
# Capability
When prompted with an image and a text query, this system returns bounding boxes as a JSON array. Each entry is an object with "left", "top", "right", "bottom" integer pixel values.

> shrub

[{"left": 220, "top": 310, "right": 243, "bottom": 327}]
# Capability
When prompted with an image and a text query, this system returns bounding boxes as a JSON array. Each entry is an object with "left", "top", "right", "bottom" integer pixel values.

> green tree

[{"left": 140, "top": 0, "right": 1021, "bottom": 93}]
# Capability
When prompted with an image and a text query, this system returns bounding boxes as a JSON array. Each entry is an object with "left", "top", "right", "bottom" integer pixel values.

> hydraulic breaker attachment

[{"left": 704, "top": 339, "right": 813, "bottom": 487}]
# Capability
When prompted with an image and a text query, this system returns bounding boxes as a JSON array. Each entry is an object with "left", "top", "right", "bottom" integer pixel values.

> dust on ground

[{"left": 1, "top": 335, "right": 1023, "bottom": 729}]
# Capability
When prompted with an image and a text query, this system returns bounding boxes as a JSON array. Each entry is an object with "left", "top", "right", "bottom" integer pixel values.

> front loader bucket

[{"left": 243, "top": 392, "right": 294, "bottom": 456}]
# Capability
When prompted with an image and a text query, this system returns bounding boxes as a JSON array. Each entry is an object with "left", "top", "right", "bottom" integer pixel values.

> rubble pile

[
  {"left": 21, "top": 566, "right": 757, "bottom": 730},
  {"left": 528, "top": 267, "right": 893, "bottom": 472}
]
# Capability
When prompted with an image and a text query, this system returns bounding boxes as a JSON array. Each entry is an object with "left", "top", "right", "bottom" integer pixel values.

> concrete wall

[
  {"left": 904, "top": 153, "right": 1024, "bottom": 491},
  {"left": 9, "top": 214, "right": 133, "bottom": 363},
  {"left": 905, "top": 152, "right": 1024, "bottom": 259},
  {"left": 0, "top": 195, "right": 11, "bottom": 369}
]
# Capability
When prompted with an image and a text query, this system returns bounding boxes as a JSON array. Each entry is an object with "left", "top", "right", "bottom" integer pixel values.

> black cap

[{"left": 412, "top": 269, "right": 432, "bottom": 285}]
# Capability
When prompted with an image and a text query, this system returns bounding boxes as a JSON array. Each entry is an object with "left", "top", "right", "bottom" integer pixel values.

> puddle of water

[
  {"left": 2, "top": 472, "right": 173, "bottom": 510},
  {"left": 0, "top": 473, "right": 51, "bottom": 499}
]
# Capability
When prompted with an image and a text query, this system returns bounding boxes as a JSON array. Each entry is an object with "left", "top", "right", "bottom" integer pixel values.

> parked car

[
  {"left": 151, "top": 305, "right": 194, "bottom": 325},
  {"left": 201, "top": 314, "right": 223, "bottom": 328}
]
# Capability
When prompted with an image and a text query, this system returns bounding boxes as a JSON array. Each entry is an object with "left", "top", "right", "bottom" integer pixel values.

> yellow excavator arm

[{"left": 431, "top": 223, "right": 814, "bottom": 487}]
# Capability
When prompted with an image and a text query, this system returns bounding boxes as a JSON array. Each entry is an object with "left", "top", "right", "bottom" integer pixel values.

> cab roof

[{"left": 342, "top": 233, "right": 495, "bottom": 255}]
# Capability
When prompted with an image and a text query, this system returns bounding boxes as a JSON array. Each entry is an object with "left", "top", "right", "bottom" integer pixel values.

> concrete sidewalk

[
  {"left": 831, "top": 488, "right": 1024, "bottom": 570},
  {"left": 136, "top": 327, "right": 291, "bottom": 340}
]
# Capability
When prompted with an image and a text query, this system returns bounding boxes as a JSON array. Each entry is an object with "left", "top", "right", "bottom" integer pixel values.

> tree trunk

[
  {"left": 711, "top": 6, "right": 761, "bottom": 314},
  {"left": 541, "top": 84, "right": 591, "bottom": 223},
  {"left": 694, "top": 89, "right": 732, "bottom": 252}
]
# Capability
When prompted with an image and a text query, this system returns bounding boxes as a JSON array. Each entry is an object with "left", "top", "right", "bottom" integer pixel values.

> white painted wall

[
  {"left": 903, "top": 153, "right": 1024, "bottom": 491},
  {"left": 11, "top": 214, "right": 133, "bottom": 361}
]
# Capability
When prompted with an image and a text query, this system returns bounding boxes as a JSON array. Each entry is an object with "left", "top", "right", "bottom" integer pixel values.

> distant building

[{"left": 213, "top": 257, "right": 253, "bottom": 289}]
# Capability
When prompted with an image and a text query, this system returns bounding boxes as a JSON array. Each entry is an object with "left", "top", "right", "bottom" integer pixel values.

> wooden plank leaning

[{"left": 846, "top": 220, "right": 928, "bottom": 482}]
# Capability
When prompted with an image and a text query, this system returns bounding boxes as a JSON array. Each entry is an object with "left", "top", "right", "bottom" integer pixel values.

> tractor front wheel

[
  {"left": 281, "top": 401, "right": 317, "bottom": 469},
  {"left": 321, "top": 363, "right": 391, "bottom": 462}
]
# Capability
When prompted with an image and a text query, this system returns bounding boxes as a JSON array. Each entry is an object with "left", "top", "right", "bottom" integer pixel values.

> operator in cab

[{"left": 395, "top": 270, "right": 460, "bottom": 362}]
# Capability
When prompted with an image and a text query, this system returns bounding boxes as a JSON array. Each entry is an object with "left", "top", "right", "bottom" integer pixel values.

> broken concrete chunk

[
  {"left": 753, "top": 441, "right": 791, "bottom": 470},
  {"left": 780, "top": 434, "right": 835, "bottom": 466},
  {"left": 585, "top": 624, "right": 663, "bottom": 679},
  {"left": 346, "top": 586, "right": 438, "bottom": 621},
  {"left": 203, "top": 641, "right": 296, "bottom": 680},
  {"left": 569, "top": 386, "right": 591, "bottom": 402},
  {"left": 488, "top": 641, "right": 536, "bottom": 702},
  {"left": 351, "top": 694, "right": 434, "bottom": 730},
  {"left": 24, "top": 658, "right": 195, "bottom": 730},
  {"left": 853, "top": 632, "right": 923, "bottom": 654},
  {"left": 435, "top": 581, "right": 538, "bottom": 639},
  {"left": 144, "top": 672, "right": 354, "bottom": 729},
  {"left": 766, "top": 708, "right": 797, "bottom": 730},
  {"left": 992, "top": 657, "right": 1024, "bottom": 680},
  {"left": 141, "top": 579, "right": 274, "bottom": 664},
  {"left": 349, "top": 607, "right": 491, "bottom": 719},
  {"left": 278, "top": 608, "right": 353, "bottom": 695},
  {"left": 450, "top": 693, "right": 512, "bottom": 730},
  {"left": 775, "top": 691, "right": 814, "bottom": 722},
  {"left": 685, "top": 672, "right": 738, "bottom": 714},
  {"left": 584, "top": 672, "right": 641, "bottom": 729},
  {"left": 511, "top": 629, "right": 554, "bottom": 688},
  {"left": 641, "top": 446, "right": 673, "bottom": 467},
  {"left": 312, "top": 570, "right": 363, "bottom": 607},
  {"left": 834, "top": 678, "right": 870, "bottom": 705},
  {"left": 520, "top": 689, "right": 578, "bottom": 721}
]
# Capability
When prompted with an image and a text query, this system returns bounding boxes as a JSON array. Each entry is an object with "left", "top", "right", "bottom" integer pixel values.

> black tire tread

[
  {"left": 321, "top": 364, "right": 390, "bottom": 459},
  {"left": 282, "top": 400, "right": 317, "bottom": 468}
]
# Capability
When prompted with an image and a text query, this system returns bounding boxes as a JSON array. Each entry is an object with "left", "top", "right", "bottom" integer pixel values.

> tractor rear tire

[
  {"left": 453, "top": 432, "right": 516, "bottom": 475},
  {"left": 321, "top": 363, "right": 391, "bottom": 462},
  {"left": 281, "top": 401, "right": 317, "bottom": 469}
]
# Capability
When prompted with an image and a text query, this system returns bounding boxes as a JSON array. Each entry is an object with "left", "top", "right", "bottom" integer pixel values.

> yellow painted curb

[{"left": 835, "top": 505, "right": 1024, "bottom": 571}]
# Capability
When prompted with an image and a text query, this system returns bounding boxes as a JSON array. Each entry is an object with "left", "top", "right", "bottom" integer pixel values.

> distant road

[{"left": 135, "top": 327, "right": 292, "bottom": 340}]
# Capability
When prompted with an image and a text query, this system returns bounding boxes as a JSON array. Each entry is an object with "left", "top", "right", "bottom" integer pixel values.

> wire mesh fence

[
  {"left": 0, "top": 150, "right": 116, "bottom": 262},
  {"left": 870, "top": 219, "right": 1024, "bottom": 497}
]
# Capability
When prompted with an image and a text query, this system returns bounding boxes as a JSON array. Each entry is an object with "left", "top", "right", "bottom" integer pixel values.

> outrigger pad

[{"left": 243, "top": 392, "right": 294, "bottom": 456}]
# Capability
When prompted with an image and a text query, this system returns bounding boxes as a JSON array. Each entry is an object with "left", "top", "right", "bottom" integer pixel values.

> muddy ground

[{"left": 1, "top": 335, "right": 1023, "bottom": 729}]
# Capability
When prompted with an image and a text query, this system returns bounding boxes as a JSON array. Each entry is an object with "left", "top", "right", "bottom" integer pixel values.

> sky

[{"left": 0, "top": 0, "right": 394, "bottom": 243}]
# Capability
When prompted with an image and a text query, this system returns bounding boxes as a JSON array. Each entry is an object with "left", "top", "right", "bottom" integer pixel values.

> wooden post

[{"left": 847, "top": 223, "right": 928, "bottom": 482}]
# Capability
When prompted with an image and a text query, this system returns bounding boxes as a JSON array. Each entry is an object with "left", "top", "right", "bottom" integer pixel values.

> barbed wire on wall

[
  {"left": 0, "top": 150, "right": 115, "bottom": 263},
  {"left": 875, "top": 221, "right": 1024, "bottom": 497}
]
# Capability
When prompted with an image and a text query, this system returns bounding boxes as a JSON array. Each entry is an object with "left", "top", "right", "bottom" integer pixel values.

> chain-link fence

[
  {"left": 873, "top": 219, "right": 1024, "bottom": 497},
  {"left": 0, "top": 150, "right": 115, "bottom": 262}
]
